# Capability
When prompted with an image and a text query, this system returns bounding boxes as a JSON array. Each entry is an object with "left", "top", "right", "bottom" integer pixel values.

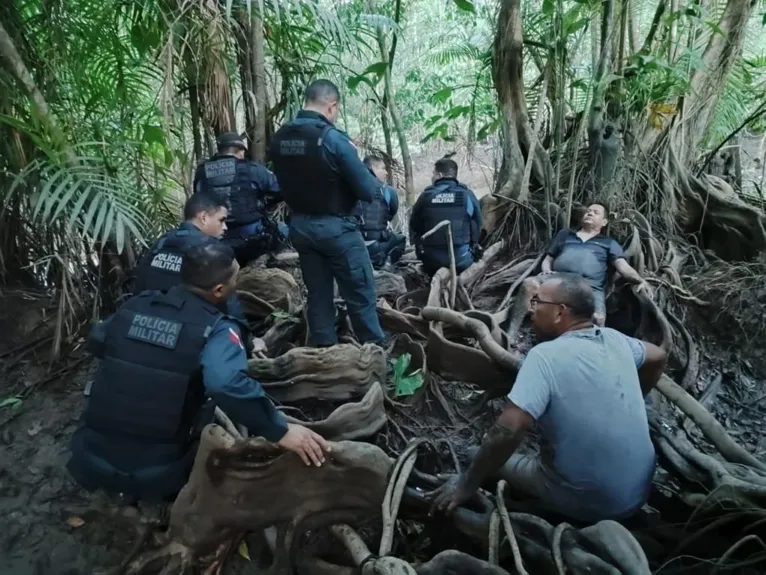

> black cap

[{"left": 216, "top": 132, "right": 247, "bottom": 151}]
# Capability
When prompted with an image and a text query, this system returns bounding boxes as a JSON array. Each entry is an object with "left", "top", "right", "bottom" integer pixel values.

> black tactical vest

[
  {"left": 199, "top": 156, "right": 263, "bottom": 227},
  {"left": 270, "top": 120, "right": 354, "bottom": 216},
  {"left": 84, "top": 287, "right": 224, "bottom": 442},
  {"left": 133, "top": 227, "right": 213, "bottom": 294},
  {"left": 420, "top": 181, "right": 473, "bottom": 248},
  {"left": 354, "top": 187, "right": 389, "bottom": 240}
]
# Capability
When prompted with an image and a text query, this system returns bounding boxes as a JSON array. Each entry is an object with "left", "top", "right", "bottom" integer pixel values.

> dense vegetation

[{"left": 0, "top": 0, "right": 764, "bottom": 344}]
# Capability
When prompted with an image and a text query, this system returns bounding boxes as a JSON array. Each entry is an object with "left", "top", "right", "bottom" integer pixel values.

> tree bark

[
  {"left": 491, "top": 0, "right": 552, "bottom": 200},
  {"left": 0, "top": 20, "right": 65, "bottom": 147},
  {"left": 198, "top": 0, "right": 236, "bottom": 135},
  {"left": 251, "top": 5, "right": 268, "bottom": 162},
  {"left": 368, "top": 0, "right": 414, "bottom": 204},
  {"left": 670, "top": 0, "right": 755, "bottom": 164}
]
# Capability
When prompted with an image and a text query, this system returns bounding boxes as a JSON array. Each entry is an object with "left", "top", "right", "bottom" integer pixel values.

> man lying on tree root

[
  {"left": 430, "top": 274, "right": 667, "bottom": 524},
  {"left": 507, "top": 203, "right": 649, "bottom": 336},
  {"left": 68, "top": 243, "right": 330, "bottom": 505}
]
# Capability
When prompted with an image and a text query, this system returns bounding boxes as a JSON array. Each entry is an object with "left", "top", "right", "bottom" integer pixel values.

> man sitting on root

[
  {"left": 430, "top": 274, "right": 666, "bottom": 524},
  {"left": 507, "top": 203, "right": 649, "bottom": 337},
  {"left": 68, "top": 243, "right": 329, "bottom": 504}
]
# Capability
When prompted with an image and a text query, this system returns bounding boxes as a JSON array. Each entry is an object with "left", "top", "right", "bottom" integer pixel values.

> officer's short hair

[
  {"left": 543, "top": 273, "right": 595, "bottom": 320},
  {"left": 305, "top": 79, "right": 340, "bottom": 104},
  {"left": 181, "top": 243, "right": 237, "bottom": 290},
  {"left": 183, "top": 192, "right": 229, "bottom": 221},
  {"left": 434, "top": 158, "right": 458, "bottom": 179},
  {"left": 363, "top": 155, "right": 384, "bottom": 169}
]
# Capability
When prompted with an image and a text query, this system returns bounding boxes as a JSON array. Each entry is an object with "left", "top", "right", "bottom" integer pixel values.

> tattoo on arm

[{"left": 462, "top": 420, "right": 527, "bottom": 493}]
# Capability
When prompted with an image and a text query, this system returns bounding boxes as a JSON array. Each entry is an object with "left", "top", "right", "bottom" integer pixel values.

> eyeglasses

[{"left": 530, "top": 295, "right": 567, "bottom": 309}]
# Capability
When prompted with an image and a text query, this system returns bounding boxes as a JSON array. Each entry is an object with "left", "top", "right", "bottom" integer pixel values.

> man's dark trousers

[
  {"left": 289, "top": 214, "right": 384, "bottom": 346},
  {"left": 367, "top": 231, "right": 406, "bottom": 269}
]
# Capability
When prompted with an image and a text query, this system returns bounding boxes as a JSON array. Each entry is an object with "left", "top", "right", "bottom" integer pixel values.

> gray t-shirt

[{"left": 508, "top": 327, "right": 655, "bottom": 519}]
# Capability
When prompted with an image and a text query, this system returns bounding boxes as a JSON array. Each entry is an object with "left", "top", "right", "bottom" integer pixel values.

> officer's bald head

[
  {"left": 181, "top": 243, "right": 239, "bottom": 302},
  {"left": 304, "top": 79, "right": 340, "bottom": 123}
]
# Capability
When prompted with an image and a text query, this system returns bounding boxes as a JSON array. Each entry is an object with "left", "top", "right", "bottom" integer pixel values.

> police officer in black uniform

[
  {"left": 68, "top": 243, "right": 330, "bottom": 503},
  {"left": 133, "top": 191, "right": 229, "bottom": 294},
  {"left": 269, "top": 79, "right": 385, "bottom": 346},
  {"left": 353, "top": 155, "right": 406, "bottom": 269},
  {"left": 131, "top": 191, "right": 254, "bottom": 355},
  {"left": 193, "top": 132, "right": 286, "bottom": 266},
  {"left": 409, "top": 158, "right": 483, "bottom": 276}
]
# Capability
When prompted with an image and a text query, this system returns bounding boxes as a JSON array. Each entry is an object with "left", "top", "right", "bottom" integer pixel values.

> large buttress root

[{"left": 247, "top": 343, "right": 387, "bottom": 402}]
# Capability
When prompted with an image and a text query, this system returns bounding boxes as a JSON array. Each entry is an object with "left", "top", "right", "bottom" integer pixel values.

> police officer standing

[
  {"left": 269, "top": 79, "right": 385, "bottom": 347},
  {"left": 68, "top": 243, "right": 330, "bottom": 503},
  {"left": 353, "top": 155, "right": 406, "bottom": 270},
  {"left": 409, "top": 158, "right": 483, "bottom": 276},
  {"left": 194, "top": 132, "right": 286, "bottom": 266}
]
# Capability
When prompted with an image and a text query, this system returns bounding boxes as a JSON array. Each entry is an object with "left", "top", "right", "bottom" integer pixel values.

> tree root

[
  {"left": 248, "top": 343, "right": 387, "bottom": 402},
  {"left": 374, "top": 270, "right": 408, "bottom": 301},
  {"left": 125, "top": 426, "right": 393, "bottom": 574},
  {"left": 283, "top": 382, "right": 387, "bottom": 441},
  {"left": 421, "top": 306, "right": 523, "bottom": 373},
  {"left": 237, "top": 267, "right": 301, "bottom": 315},
  {"left": 655, "top": 375, "right": 766, "bottom": 472},
  {"left": 460, "top": 240, "right": 507, "bottom": 292}
]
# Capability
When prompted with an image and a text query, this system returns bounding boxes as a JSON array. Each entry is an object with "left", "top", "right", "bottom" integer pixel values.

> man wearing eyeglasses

[
  {"left": 429, "top": 274, "right": 667, "bottom": 523},
  {"left": 507, "top": 203, "right": 649, "bottom": 337}
]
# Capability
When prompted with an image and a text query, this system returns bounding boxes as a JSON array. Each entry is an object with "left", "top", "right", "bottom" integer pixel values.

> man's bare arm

[
  {"left": 612, "top": 258, "right": 644, "bottom": 284},
  {"left": 541, "top": 255, "right": 555, "bottom": 273},
  {"left": 431, "top": 402, "right": 534, "bottom": 513},
  {"left": 638, "top": 342, "right": 667, "bottom": 396}
]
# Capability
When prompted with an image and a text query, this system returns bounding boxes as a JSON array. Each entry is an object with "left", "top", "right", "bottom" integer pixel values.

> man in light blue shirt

[{"left": 429, "top": 273, "right": 667, "bottom": 522}]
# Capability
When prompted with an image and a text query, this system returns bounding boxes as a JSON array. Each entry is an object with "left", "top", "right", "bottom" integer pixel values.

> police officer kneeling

[
  {"left": 409, "top": 158, "right": 483, "bottom": 276},
  {"left": 269, "top": 79, "right": 385, "bottom": 346},
  {"left": 132, "top": 191, "right": 229, "bottom": 294},
  {"left": 353, "top": 155, "right": 406, "bottom": 270},
  {"left": 194, "top": 132, "right": 287, "bottom": 266},
  {"left": 68, "top": 243, "right": 330, "bottom": 503}
]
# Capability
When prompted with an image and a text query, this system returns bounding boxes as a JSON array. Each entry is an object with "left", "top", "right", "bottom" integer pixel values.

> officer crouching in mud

[
  {"left": 131, "top": 191, "right": 254, "bottom": 356},
  {"left": 194, "top": 132, "right": 288, "bottom": 267},
  {"left": 68, "top": 243, "right": 330, "bottom": 504},
  {"left": 353, "top": 155, "right": 406, "bottom": 270}
]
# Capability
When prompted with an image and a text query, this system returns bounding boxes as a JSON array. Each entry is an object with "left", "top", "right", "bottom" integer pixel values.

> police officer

[
  {"left": 409, "top": 158, "right": 483, "bottom": 276},
  {"left": 353, "top": 155, "right": 406, "bottom": 270},
  {"left": 269, "top": 79, "right": 385, "bottom": 347},
  {"left": 131, "top": 191, "right": 254, "bottom": 355},
  {"left": 194, "top": 132, "right": 287, "bottom": 266},
  {"left": 68, "top": 243, "right": 330, "bottom": 503},
  {"left": 133, "top": 191, "right": 228, "bottom": 294}
]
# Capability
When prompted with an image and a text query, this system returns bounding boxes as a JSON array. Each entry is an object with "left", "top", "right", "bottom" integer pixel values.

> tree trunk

[
  {"left": 380, "top": 107, "right": 395, "bottom": 185},
  {"left": 0, "top": 20, "right": 66, "bottom": 148},
  {"left": 251, "top": 6, "right": 268, "bottom": 162},
  {"left": 670, "top": 0, "right": 754, "bottom": 164},
  {"left": 198, "top": 0, "right": 236, "bottom": 135},
  {"left": 368, "top": 0, "right": 414, "bottom": 205},
  {"left": 234, "top": 13, "right": 256, "bottom": 153},
  {"left": 491, "top": 0, "right": 552, "bottom": 200}
]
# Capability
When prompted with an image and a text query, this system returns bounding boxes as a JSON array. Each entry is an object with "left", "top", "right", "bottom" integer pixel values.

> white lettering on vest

[
  {"left": 127, "top": 314, "right": 183, "bottom": 349},
  {"left": 432, "top": 193, "right": 455, "bottom": 204},
  {"left": 150, "top": 252, "right": 182, "bottom": 273}
]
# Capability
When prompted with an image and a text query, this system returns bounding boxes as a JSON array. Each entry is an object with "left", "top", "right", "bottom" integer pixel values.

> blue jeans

[{"left": 289, "top": 215, "right": 384, "bottom": 346}]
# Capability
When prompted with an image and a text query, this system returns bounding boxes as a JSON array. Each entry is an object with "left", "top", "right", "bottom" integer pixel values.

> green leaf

[
  {"left": 142, "top": 124, "right": 165, "bottom": 147},
  {"left": 392, "top": 354, "right": 424, "bottom": 397},
  {"left": 542, "top": 0, "right": 554, "bottom": 16},
  {"left": 430, "top": 87, "right": 453, "bottom": 105},
  {"left": 0, "top": 397, "right": 22, "bottom": 409},
  {"left": 453, "top": 0, "right": 476, "bottom": 13},
  {"left": 362, "top": 61, "right": 388, "bottom": 78}
]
